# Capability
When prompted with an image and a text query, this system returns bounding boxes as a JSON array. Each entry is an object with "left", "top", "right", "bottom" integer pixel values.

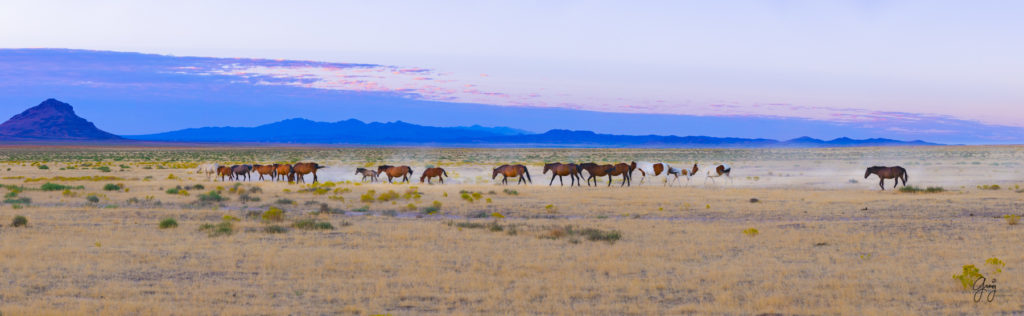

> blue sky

[{"left": 0, "top": 1, "right": 1022, "bottom": 143}]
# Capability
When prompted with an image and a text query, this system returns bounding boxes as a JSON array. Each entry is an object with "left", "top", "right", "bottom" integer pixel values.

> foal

[
  {"left": 666, "top": 163, "right": 699, "bottom": 186},
  {"left": 355, "top": 168, "right": 378, "bottom": 182}
]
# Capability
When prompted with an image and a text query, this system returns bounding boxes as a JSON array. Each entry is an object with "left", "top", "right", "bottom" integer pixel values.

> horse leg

[
  {"left": 607, "top": 175, "right": 613, "bottom": 187},
  {"left": 879, "top": 178, "right": 885, "bottom": 190},
  {"left": 549, "top": 174, "right": 556, "bottom": 186},
  {"left": 559, "top": 175, "right": 564, "bottom": 186}
]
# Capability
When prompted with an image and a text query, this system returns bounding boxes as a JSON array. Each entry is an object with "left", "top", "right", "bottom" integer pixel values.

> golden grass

[{"left": 0, "top": 146, "right": 1023, "bottom": 314}]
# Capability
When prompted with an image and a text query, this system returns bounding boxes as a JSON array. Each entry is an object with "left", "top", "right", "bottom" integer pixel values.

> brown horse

[
  {"left": 274, "top": 164, "right": 293, "bottom": 182},
  {"left": 293, "top": 162, "right": 327, "bottom": 183},
  {"left": 355, "top": 168, "right": 378, "bottom": 182},
  {"left": 492, "top": 164, "right": 532, "bottom": 185},
  {"left": 231, "top": 165, "right": 252, "bottom": 181},
  {"left": 253, "top": 164, "right": 277, "bottom": 181},
  {"left": 608, "top": 163, "right": 633, "bottom": 187},
  {"left": 579, "top": 162, "right": 613, "bottom": 186},
  {"left": 378, "top": 165, "right": 413, "bottom": 183},
  {"left": 543, "top": 163, "right": 580, "bottom": 187},
  {"left": 865, "top": 166, "right": 908, "bottom": 190},
  {"left": 216, "top": 166, "right": 234, "bottom": 181},
  {"left": 420, "top": 167, "right": 448, "bottom": 184}
]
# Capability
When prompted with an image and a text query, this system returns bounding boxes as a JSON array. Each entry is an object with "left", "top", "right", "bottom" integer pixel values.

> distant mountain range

[
  {"left": 128, "top": 116, "right": 939, "bottom": 147},
  {"left": 0, "top": 98, "right": 939, "bottom": 147}
]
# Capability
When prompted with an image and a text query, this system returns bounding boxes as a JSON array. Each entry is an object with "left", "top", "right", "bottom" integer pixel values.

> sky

[{"left": 0, "top": 1, "right": 1022, "bottom": 143}]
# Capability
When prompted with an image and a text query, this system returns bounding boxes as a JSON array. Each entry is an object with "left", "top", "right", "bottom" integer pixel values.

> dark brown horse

[
  {"left": 355, "top": 168, "right": 378, "bottom": 182},
  {"left": 543, "top": 163, "right": 580, "bottom": 186},
  {"left": 579, "top": 162, "right": 610, "bottom": 186},
  {"left": 492, "top": 164, "right": 532, "bottom": 185},
  {"left": 217, "top": 166, "right": 234, "bottom": 181},
  {"left": 274, "top": 164, "right": 293, "bottom": 182},
  {"left": 253, "top": 164, "right": 277, "bottom": 181},
  {"left": 231, "top": 164, "right": 252, "bottom": 181},
  {"left": 865, "top": 166, "right": 908, "bottom": 190},
  {"left": 608, "top": 163, "right": 633, "bottom": 187},
  {"left": 378, "top": 165, "right": 413, "bottom": 183},
  {"left": 420, "top": 167, "right": 448, "bottom": 184},
  {"left": 293, "top": 162, "right": 327, "bottom": 183}
]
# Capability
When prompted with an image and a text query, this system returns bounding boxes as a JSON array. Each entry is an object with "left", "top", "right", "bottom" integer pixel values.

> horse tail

[
  {"left": 902, "top": 168, "right": 909, "bottom": 184},
  {"left": 443, "top": 170, "right": 448, "bottom": 177}
]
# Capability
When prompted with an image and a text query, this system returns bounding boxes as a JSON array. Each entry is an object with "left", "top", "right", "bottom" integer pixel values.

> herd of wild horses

[{"left": 198, "top": 162, "right": 910, "bottom": 190}]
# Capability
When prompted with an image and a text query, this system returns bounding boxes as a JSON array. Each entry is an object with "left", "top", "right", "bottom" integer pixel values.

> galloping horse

[
  {"left": 608, "top": 163, "right": 633, "bottom": 187},
  {"left": 543, "top": 163, "right": 581, "bottom": 186},
  {"left": 197, "top": 163, "right": 219, "bottom": 180},
  {"left": 273, "top": 164, "right": 293, "bottom": 182},
  {"left": 492, "top": 164, "right": 531, "bottom": 185},
  {"left": 705, "top": 164, "right": 732, "bottom": 184},
  {"left": 216, "top": 166, "right": 234, "bottom": 181},
  {"left": 231, "top": 165, "right": 252, "bottom": 181},
  {"left": 864, "top": 166, "right": 908, "bottom": 190},
  {"left": 633, "top": 161, "right": 665, "bottom": 185},
  {"left": 355, "top": 168, "right": 378, "bottom": 182},
  {"left": 420, "top": 167, "right": 448, "bottom": 184},
  {"left": 579, "top": 162, "right": 612, "bottom": 186},
  {"left": 252, "top": 164, "right": 277, "bottom": 181},
  {"left": 293, "top": 162, "right": 327, "bottom": 183},
  {"left": 666, "top": 163, "right": 699, "bottom": 186},
  {"left": 378, "top": 165, "right": 413, "bottom": 183}
]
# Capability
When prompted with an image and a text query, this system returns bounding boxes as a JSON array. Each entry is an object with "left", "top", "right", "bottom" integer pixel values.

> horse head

[
  {"left": 865, "top": 166, "right": 880, "bottom": 178},
  {"left": 355, "top": 168, "right": 364, "bottom": 175},
  {"left": 691, "top": 163, "right": 699, "bottom": 175},
  {"left": 629, "top": 161, "right": 637, "bottom": 172},
  {"left": 492, "top": 167, "right": 500, "bottom": 179}
]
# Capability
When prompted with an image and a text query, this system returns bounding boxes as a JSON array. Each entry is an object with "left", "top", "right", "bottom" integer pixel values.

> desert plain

[{"left": 0, "top": 145, "right": 1022, "bottom": 315}]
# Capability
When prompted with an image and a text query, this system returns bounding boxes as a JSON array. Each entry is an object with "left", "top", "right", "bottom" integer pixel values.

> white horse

[
  {"left": 196, "top": 163, "right": 219, "bottom": 180},
  {"left": 705, "top": 164, "right": 732, "bottom": 184},
  {"left": 632, "top": 161, "right": 666, "bottom": 185},
  {"left": 666, "top": 163, "right": 699, "bottom": 186}
]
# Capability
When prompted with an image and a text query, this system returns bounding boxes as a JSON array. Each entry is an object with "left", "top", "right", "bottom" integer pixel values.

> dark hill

[{"left": 0, "top": 99, "right": 121, "bottom": 140}]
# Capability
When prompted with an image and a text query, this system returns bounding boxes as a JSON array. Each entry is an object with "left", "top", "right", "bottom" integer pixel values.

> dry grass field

[{"left": 0, "top": 145, "right": 1023, "bottom": 315}]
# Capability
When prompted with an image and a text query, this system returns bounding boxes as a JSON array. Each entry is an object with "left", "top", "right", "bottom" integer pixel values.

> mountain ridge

[
  {"left": 0, "top": 99, "right": 121, "bottom": 140},
  {"left": 127, "top": 117, "right": 940, "bottom": 148}
]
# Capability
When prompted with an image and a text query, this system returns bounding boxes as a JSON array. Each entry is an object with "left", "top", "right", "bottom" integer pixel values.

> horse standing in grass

[
  {"left": 633, "top": 161, "right": 665, "bottom": 185},
  {"left": 579, "top": 162, "right": 612, "bottom": 186},
  {"left": 420, "top": 167, "right": 448, "bottom": 184},
  {"left": 608, "top": 163, "right": 633, "bottom": 187},
  {"left": 355, "top": 168, "right": 378, "bottom": 182},
  {"left": 197, "top": 163, "right": 219, "bottom": 180},
  {"left": 543, "top": 163, "right": 580, "bottom": 187},
  {"left": 705, "top": 164, "right": 732, "bottom": 185},
  {"left": 492, "top": 164, "right": 531, "bottom": 185},
  {"left": 216, "top": 166, "right": 234, "bottom": 181},
  {"left": 253, "top": 164, "right": 277, "bottom": 181},
  {"left": 274, "top": 164, "right": 293, "bottom": 182},
  {"left": 864, "top": 166, "right": 908, "bottom": 190},
  {"left": 293, "top": 162, "right": 327, "bottom": 184},
  {"left": 378, "top": 165, "right": 413, "bottom": 183},
  {"left": 231, "top": 165, "right": 252, "bottom": 181},
  {"left": 666, "top": 163, "right": 699, "bottom": 186}
]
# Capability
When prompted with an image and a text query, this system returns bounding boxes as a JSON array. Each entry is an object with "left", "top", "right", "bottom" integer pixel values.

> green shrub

[
  {"left": 199, "top": 221, "right": 233, "bottom": 237},
  {"left": 96, "top": 166, "right": 111, "bottom": 172},
  {"left": 40, "top": 182, "right": 82, "bottom": 191},
  {"left": 275, "top": 198, "right": 294, "bottom": 205},
  {"left": 978, "top": 184, "right": 1001, "bottom": 190},
  {"left": 742, "top": 228, "right": 759, "bottom": 236},
  {"left": 578, "top": 228, "right": 621, "bottom": 243},
  {"left": 293, "top": 219, "right": 334, "bottom": 230},
  {"left": 37, "top": 165, "right": 49, "bottom": 170},
  {"left": 1005, "top": 214, "right": 1020, "bottom": 225},
  {"left": 86, "top": 195, "right": 100, "bottom": 203},
  {"left": 899, "top": 186, "right": 945, "bottom": 193},
  {"left": 197, "top": 191, "right": 226, "bottom": 203},
  {"left": 953, "top": 264, "right": 983, "bottom": 290},
  {"left": 103, "top": 183, "right": 123, "bottom": 191},
  {"left": 159, "top": 218, "right": 178, "bottom": 229},
  {"left": 11, "top": 215, "right": 27, "bottom": 227},
  {"left": 262, "top": 207, "right": 285, "bottom": 222},
  {"left": 264, "top": 225, "right": 288, "bottom": 234}
]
